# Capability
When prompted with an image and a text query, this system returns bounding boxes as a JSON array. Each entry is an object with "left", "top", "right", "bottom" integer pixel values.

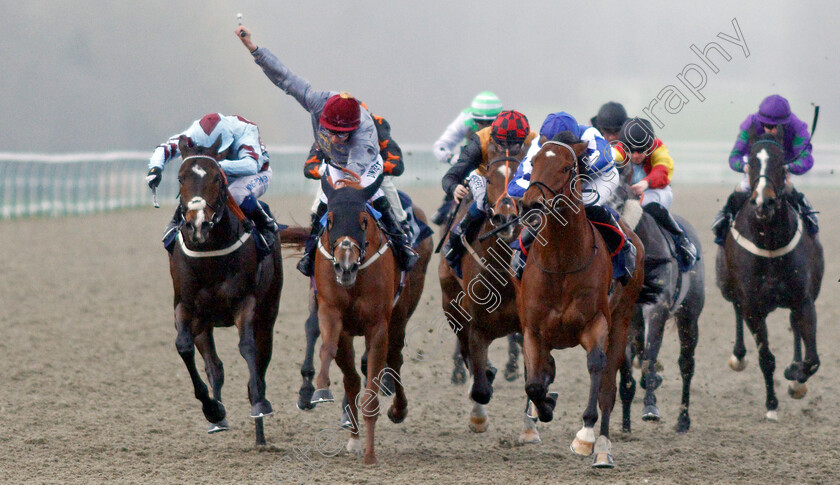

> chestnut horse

[
  {"left": 439, "top": 146, "right": 543, "bottom": 444},
  {"left": 606, "top": 162, "right": 705, "bottom": 434},
  {"left": 168, "top": 135, "right": 282, "bottom": 446},
  {"left": 516, "top": 137, "right": 643, "bottom": 468},
  {"left": 716, "top": 132, "right": 823, "bottom": 420},
  {"left": 296, "top": 172, "right": 432, "bottom": 465}
]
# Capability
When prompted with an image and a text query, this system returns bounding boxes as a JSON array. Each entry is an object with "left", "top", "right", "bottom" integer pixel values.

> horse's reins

[{"left": 177, "top": 155, "right": 252, "bottom": 258}]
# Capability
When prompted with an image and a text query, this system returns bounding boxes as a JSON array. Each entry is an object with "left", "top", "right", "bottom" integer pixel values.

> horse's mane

[{"left": 551, "top": 130, "right": 582, "bottom": 145}]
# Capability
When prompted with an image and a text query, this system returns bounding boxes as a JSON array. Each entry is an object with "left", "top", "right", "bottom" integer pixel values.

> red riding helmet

[
  {"left": 491, "top": 110, "right": 530, "bottom": 145},
  {"left": 320, "top": 92, "right": 361, "bottom": 132}
]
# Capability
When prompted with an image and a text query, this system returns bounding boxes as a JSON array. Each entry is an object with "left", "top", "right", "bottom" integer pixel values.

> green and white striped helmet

[{"left": 470, "top": 91, "right": 503, "bottom": 121}]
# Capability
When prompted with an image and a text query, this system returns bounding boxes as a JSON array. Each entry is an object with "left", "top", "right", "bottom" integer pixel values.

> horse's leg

[
  {"left": 674, "top": 311, "right": 699, "bottom": 433},
  {"left": 451, "top": 340, "right": 467, "bottom": 385},
  {"left": 193, "top": 328, "right": 228, "bottom": 433},
  {"left": 522, "top": 327, "right": 554, "bottom": 423},
  {"left": 785, "top": 302, "right": 819, "bottom": 399},
  {"left": 361, "top": 321, "right": 388, "bottom": 466},
  {"left": 729, "top": 303, "right": 748, "bottom": 371},
  {"left": 334, "top": 333, "right": 362, "bottom": 456},
  {"left": 619, "top": 341, "right": 636, "bottom": 434},
  {"left": 572, "top": 314, "right": 610, "bottom": 458},
  {"left": 236, "top": 297, "right": 273, "bottom": 424},
  {"left": 298, "top": 288, "right": 320, "bottom": 411},
  {"left": 174, "top": 306, "right": 226, "bottom": 428},
  {"left": 743, "top": 315, "right": 779, "bottom": 420},
  {"left": 466, "top": 330, "right": 492, "bottom": 433},
  {"left": 385, "top": 318, "right": 408, "bottom": 424},
  {"left": 504, "top": 333, "right": 521, "bottom": 381},
  {"left": 640, "top": 303, "right": 668, "bottom": 422},
  {"left": 313, "top": 306, "right": 341, "bottom": 404}
]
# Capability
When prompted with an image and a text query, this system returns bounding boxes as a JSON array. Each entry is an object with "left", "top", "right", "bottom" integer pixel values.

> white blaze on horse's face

[
  {"left": 188, "top": 197, "right": 208, "bottom": 228},
  {"left": 754, "top": 149, "right": 770, "bottom": 206},
  {"left": 495, "top": 164, "right": 512, "bottom": 179},
  {"left": 545, "top": 150, "right": 557, "bottom": 158},
  {"left": 191, "top": 165, "right": 207, "bottom": 178}
]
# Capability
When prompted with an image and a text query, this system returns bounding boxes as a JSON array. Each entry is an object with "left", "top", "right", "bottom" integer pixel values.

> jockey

[
  {"left": 614, "top": 117, "right": 699, "bottom": 270},
  {"left": 506, "top": 111, "right": 637, "bottom": 283},
  {"left": 590, "top": 101, "right": 628, "bottom": 143},
  {"left": 303, "top": 106, "right": 408, "bottom": 230},
  {"left": 711, "top": 94, "right": 817, "bottom": 244},
  {"left": 441, "top": 110, "right": 536, "bottom": 278},
  {"left": 236, "top": 25, "right": 418, "bottom": 275},
  {"left": 146, "top": 113, "right": 279, "bottom": 251},
  {"left": 431, "top": 91, "right": 504, "bottom": 225}
]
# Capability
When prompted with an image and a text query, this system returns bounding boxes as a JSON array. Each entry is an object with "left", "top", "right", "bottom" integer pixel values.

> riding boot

[
  {"left": 432, "top": 195, "right": 455, "bottom": 226},
  {"left": 712, "top": 191, "right": 750, "bottom": 245},
  {"left": 297, "top": 202, "right": 327, "bottom": 276},
  {"left": 240, "top": 195, "right": 279, "bottom": 249},
  {"left": 510, "top": 226, "right": 536, "bottom": 280},
  {"left": 371, "top": 197, "right": 419, "bottom": 272},
  {"left": 643, "top": 202, "right": 699, "bottom": 271},
  {"left": 585, "top": 205, "right": 637, "bottom": 284},
  {"left": 162, "top": 204, "right": 184, "bottom": 253},
  {"left": 790, "top": 188, "right": 819, "bottom": 235},
  {"left": 442, "top": 202, "right": 486, "bottom": 279}
]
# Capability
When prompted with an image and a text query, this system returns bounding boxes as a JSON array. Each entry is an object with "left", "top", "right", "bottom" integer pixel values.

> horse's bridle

[
  {"left": 486, "top": 153, "right": 520, "bottom": 222},
  {"left": 318, "top": 216, "right": 390, "bottom": 271},
  {"left": 521, "top": 141, "right": 580, "bottom": 207},
  {"left": 181, "top": 155, "right": 228, "bottom": 230}
]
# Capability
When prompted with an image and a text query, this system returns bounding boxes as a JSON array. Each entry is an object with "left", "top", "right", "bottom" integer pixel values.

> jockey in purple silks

[{"left": 711, "top": 94, "right": 818, "bottom": 245}]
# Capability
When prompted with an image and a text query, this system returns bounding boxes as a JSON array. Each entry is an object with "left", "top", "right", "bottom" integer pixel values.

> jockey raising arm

[
  {"left": 236, "top": 25, "right": 418, "bottom": 274},
  {"left": 145, "top": 113, "right": 278, "bottom": 252}
]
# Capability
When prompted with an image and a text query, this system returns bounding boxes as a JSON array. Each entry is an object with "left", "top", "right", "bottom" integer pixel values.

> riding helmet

[
  {"left": 491, "top": 110, "right": 530, "bottom": 145},
  {"left": 320, "top": 92, "right": 361, "bottom": 132},
  {"left": 619, "top": 118, "right": 656, "bottom": 153},
  {"left": 590, "top": 102, "right": 628, "bottom": 133},
  {"left": 756, "top": 94, "right": 791, "bottom": 125},
  {"left": 470, "top": 91, "right": 503, "bottom": 121}
]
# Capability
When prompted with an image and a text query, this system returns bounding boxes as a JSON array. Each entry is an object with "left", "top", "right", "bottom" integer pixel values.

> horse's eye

[{"left": 177, "top": 176, "right": 184, "bottom": 184}]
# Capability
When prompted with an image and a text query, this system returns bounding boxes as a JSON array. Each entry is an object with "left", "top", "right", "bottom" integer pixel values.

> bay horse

[
  {"left": 716, "top": 132, "right": 823, "bottom": 420},
  {"left": 168, "top": 135, "right": 282, "bottom": 446},
  {"left": 516, "top": 136, "right": 644, "bottom": 468},
  {"left": 439, "top": 146, "right": 542, "bottom": 444},
  {"left": 291, "top": 171, "right": 432, "bottom": 465},
  {"left": 606, "top": 162, "right": 705, "bottom": 434}
]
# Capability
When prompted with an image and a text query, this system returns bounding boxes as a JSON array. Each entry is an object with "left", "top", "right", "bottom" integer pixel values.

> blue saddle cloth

[{"left": 398, "top": 191, "right": 434, "bottom": 249}]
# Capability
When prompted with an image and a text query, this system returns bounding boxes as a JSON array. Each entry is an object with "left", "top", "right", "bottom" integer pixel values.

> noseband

[{"left": 522, "top": 141, "right": 579, "bottom": 205}]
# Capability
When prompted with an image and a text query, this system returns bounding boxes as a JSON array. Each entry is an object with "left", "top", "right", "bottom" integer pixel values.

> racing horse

[
  {"left": 438, "top": 145, "right": 541, "bottom": 444},
  {"left": 289, "top": 170, "right": 432, "bottom": 465},
  {"left": 716, "top": 132, "right": 823, "bottom": 420},
  {"left": 167, "top": 135, "right": 282, "bottom": 446},
  {"left": 606, "top": 162, "right": 705, "bottom": 434},
  {"left": 516, "top": 135, "right": 644, "bottom": 468}
]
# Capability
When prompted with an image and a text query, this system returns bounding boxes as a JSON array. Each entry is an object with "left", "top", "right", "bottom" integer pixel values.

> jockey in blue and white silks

[
  {"left": 507, "top": 111, "right": 619, "bottom": 207},
  {"left": 505, "top": 111, "right": 637, "bottom": 284}
]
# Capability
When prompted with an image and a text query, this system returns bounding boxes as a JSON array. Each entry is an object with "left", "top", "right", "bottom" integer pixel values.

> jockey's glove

[
  {"left": 146, "top": 167, "right": 162, "bottom": 189},
  {"left": 434, "top": 145, "right": 452, "bottom": 164}
]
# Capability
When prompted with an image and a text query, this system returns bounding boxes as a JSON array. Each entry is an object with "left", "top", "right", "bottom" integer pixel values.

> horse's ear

[
  {"left": 362, "top": 173, "right": 384, "bottom": 200},
  {"left": 178, "top": 135, "right": 194, "bottom": 154},
  {"left": 209, "top": 135, "right": 223, "bottom": 157},
  {"left": 321, "top": 175, "right": 335, "bottom": 201},
  {"left": 572, "top": 141, "right": 588, "bottom": 158}
]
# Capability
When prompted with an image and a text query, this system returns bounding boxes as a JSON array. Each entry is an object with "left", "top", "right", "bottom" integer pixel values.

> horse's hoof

[
  {"left": 765, "top": 410, "right": 779, "bottom": 421},
  {"left": 296, "top": 399, "right": 316, "bottom": 411},
  {"left": 379, "top": 373, "right": 396, "bottom": 396},
  {"left": 346, "top": 437, "right": 363, "bottom": 456},
  {"left": 202, "top": 400, "right": 226, "bottom": 424},
  {"left": 592, "top": 452, "right": 615, "bottom": 469},
  {"left": 207, "top": 420, "right": 229, "bottom": 434},
  {"left": 470, "top": 386, "right": 493, "bottom": 406},
  {"left": 469, "top": 415, "right": 488, "bottom": 433},
  {"left": 788, "top": 381, "right": 808, "bottom": 400},
  {"left": 451, "top": 367, "right": 467, "bottom": 385},
  {"left": 729, "top": 355, "right": 747, "bottom": 372},
  {"left": 387, "top": 405, "right": 407, "bottom": 424},
  {"left": 571, "top": 427, "right": 596, "bottom": 456},
  {"left": 311, "top": 388, "right": 335, "bottom": 405},
  {"left": 364, "top": 453, "right": 378, "bottom": 466},
  {"left": 526, "top": 400, "right": 539, "bottom": 422},
  {"left": 251, "top": 400, "right": 274, "bottom": 419},
  {"left": 486, "top": 365, "right": 498, "bottom": 385},
  {"left": 676, "top": 410, "right": 691, "bottom": 434},
  {"left": 518, "top": 429, "right": 541, "bottom": 445},
  {"left": 642, "top": 404, "right": 661, "bottom": 421},
  {"left": 340, "top": 410, "right": 354, "bottom": 430},
  {"left": 504, "top": 363, "right": 519, "bottom": 382},
  {"left": 298, "top": 382, "right": 316, "bottom": 410}
]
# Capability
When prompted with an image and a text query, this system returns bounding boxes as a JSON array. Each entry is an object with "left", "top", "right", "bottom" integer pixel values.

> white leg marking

[
  {"left": 765, "top": 410, "right": 778, "bottom": 421},
  {"left": 346, "top": 437, "right": 363, "bottom": 455}
]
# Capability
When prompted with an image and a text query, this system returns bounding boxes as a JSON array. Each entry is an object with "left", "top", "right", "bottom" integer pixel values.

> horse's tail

[{"left": 279, "top": 226, "right": 311, "bottom": 251}]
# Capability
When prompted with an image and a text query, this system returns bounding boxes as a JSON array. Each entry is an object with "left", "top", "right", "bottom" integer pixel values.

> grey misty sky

[{"left": 1, "top": 0, "right": 838, "bottom": 153}]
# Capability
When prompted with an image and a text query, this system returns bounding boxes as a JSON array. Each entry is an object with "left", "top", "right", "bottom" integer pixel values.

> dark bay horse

[
  {"left": 716, "top": 132, "right": 823, "bottom": 420},
  {"left": 287, "top": 171, "right": 432, "bottom": 465},
  {"left": 438, "top": 146, "right": 542, "bottom": 443},
  {"left": 606, "top": 163, "right": 705, "bottom": 434},
  {"left": 168, "top": 135, "right": 282, "bottom": 446},
  {"left": 516, "top": 138, "right": 644, "bottom": 468}
]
